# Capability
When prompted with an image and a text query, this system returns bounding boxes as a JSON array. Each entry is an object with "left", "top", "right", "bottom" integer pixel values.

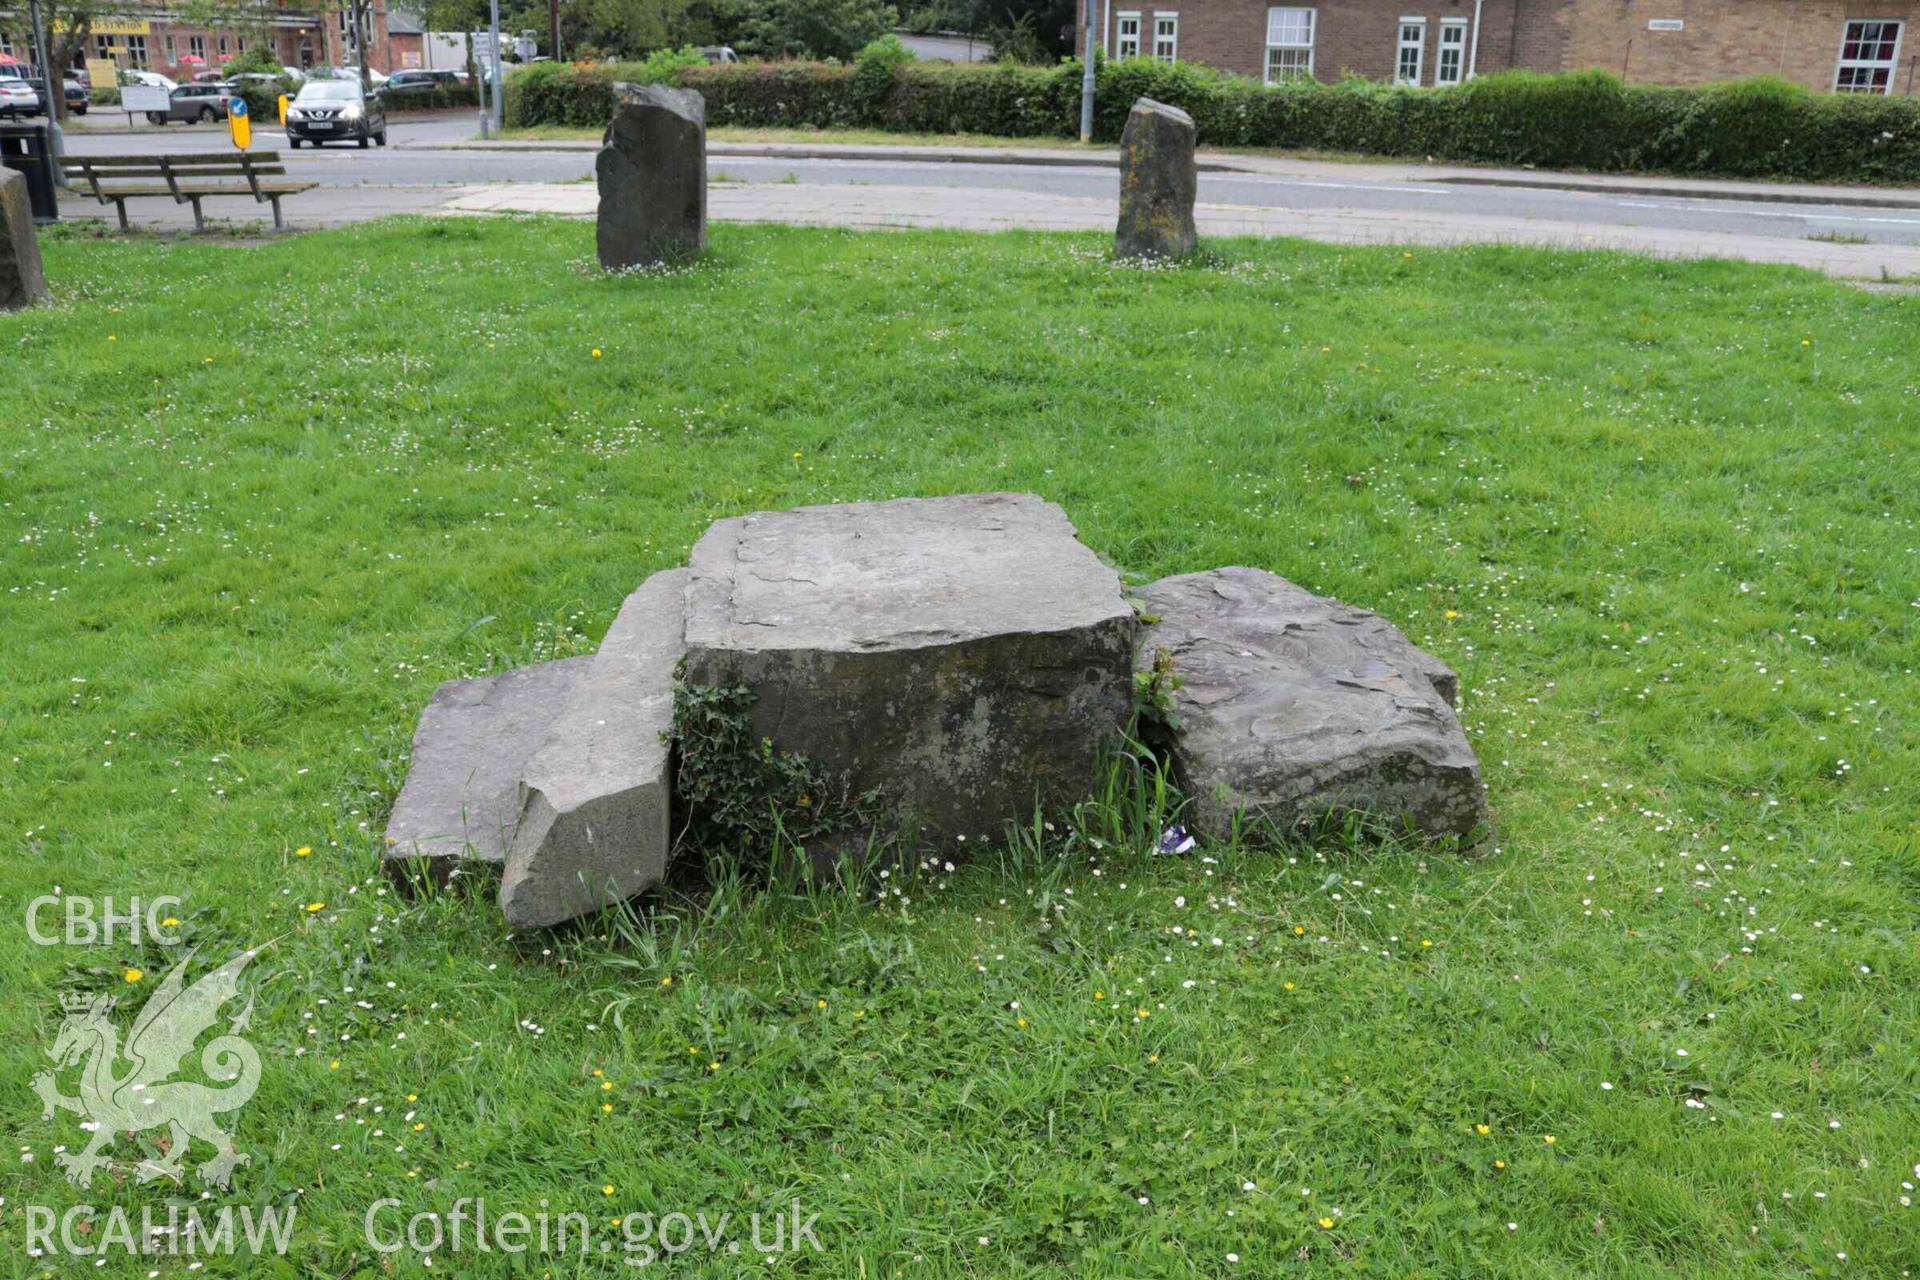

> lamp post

[
  {"left": 26, "top": 0, "right": 64, "bottom": 182},
  {"left": 488, "top": 0, "right": 504, "bottom": 133},
  {"left": 1079, "top": 0, "right": 1099, "bottom": 143}
]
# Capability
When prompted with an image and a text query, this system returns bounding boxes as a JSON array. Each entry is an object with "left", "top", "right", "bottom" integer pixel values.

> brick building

[
  {"left": 0, "top": 3, "right": 409, "bottom": 83},
  {"left": 1074, "top": 0, "right": 1919, "bottom": 93}
]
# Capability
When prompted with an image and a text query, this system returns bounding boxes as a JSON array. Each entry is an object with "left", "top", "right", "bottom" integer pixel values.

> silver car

[
  {"left": 0, "top": 72, "right": 40, "bottom": 118},
  {"left": 148, "top": 81, "right": 234, "bottom": 124}
]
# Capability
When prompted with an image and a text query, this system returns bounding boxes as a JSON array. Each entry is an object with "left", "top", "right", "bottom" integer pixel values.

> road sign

[
  {"left": 120, "top": 83, "right": 168, "bottom": 114},
  {"left": 228, "top": 93, "right": 251, "bottom": 150}
]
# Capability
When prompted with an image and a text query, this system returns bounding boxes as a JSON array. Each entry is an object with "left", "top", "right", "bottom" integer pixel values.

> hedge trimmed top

[{"left": 505, "top": 56, "right": 1920, "bottom": 185}]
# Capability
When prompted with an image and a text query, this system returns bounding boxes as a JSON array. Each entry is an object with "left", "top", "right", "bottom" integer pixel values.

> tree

[{"left": 746, "top": 0, "right": 891, "bottom": 60}]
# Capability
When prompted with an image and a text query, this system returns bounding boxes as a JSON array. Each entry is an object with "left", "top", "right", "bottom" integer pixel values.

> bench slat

[
  {"left": 63, "top": 164, "right": 290, "bottom": 178},
  {"left": 61, "top": 152, "right": 285, "bottom": 168},
  {"left": 87, "top": 181, "right": 315, "bottom": 196}
]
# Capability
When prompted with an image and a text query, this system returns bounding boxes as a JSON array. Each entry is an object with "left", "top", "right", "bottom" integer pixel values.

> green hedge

[
  {"left": 505, "top": 58, "right": 1920, "bottom": 183},
  {"left": 383, "top": 84, "right": 482, "bottom": 111}
]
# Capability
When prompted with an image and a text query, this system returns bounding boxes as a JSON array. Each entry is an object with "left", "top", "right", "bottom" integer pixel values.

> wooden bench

[{"left": 58, "top": 152, "right": 316, "bottom": 231}]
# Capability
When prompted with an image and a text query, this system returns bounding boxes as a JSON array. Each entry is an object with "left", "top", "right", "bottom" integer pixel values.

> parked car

[
  {"left": 122, "top": 69, "right": 178, "bottom": 91},
  {"left": 383, "top": 68, "right": 463, "bottom": 95},
  {"left": 285, "top": 79, "right": 387, "bottom": 148},
  {"left": 191, "top": 70, "right": 226, "bottom": 84},
  {"left": 699, "top": 45, "right": 738, "bottom": 64},
  {"left": 64, "top": 77, "right": 88, "bottom": 114},
  {"left": 0, "top": 72, "right": 40, "bottom": 118},
  {"left": 146, "top": 81, "right": 235, "bottom": 124}
]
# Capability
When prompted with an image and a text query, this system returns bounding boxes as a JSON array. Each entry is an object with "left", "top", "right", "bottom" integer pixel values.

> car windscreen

[{"left": 296, "top": 82, "right": 360, "bottom": 102}]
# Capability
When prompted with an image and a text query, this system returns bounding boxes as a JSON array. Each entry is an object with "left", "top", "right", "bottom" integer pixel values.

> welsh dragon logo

[{"left": 33, "top": 946, "right": 265, "bottom": 1190}]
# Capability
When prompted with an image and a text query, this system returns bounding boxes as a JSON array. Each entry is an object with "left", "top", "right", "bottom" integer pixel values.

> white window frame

[
  {"left": 189, "top": 34, "right": 206, "bottom": 59},
  {"left": 1154, "top": 12, "right": 1179, "bottom": 63},
  {"left": 1115, "top": 10, "right": 1142, "bottom": 58},
  {"left": 1834, "top": 18, "right": 1903, "bottom": 93},
  {"left": 1395, "top": 18, "right": 1426, "bottom": 86},
  {"left": 1265, "top": 6, "right": 1316, "bottom": 82},
  {"left": 1436, "top": 18, "right": 1467, "bottom": 85}
]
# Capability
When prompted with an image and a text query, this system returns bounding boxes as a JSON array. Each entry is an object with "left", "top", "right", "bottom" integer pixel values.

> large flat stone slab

[
  {"left": 384, "top": 657, "right": 591, "bottom": 870},
  {"left": 499, "top": 569, "right": 685, "bottom": 927},
  {"left": 1137, "top": 567, "right": 1485, "bottom": 841},
  {"left": 682, "top": 493, "right": 1135, "bottom": 849}
]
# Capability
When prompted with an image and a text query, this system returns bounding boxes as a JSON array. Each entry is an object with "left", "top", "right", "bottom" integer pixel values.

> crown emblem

[{"left": 60, "top": 992, "right": 111, "bottom": 1014}]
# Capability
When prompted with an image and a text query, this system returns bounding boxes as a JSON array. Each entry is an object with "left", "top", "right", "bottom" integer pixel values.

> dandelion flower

[
  {"left": 295, "top": 846, "right": 312, "bottom": 857},
  {"left": 123, "top": 968, "right": 143, "bottom": 983},
  {"left": 1318, "top": 1217, "right": 1334, "bottom": 1230},
  {"left": 305, "top": 902, "right": 326, "bottom": 913}
]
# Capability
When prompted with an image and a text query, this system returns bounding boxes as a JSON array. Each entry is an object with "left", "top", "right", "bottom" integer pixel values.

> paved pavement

[{"left": 50, "top": 113, "right": 1920, "bottom": 278}]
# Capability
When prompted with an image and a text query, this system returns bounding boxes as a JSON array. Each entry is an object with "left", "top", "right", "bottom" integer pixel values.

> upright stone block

[
  {"left": 1, "top": 168, "right": 49, "bottom": 310},
  {"left": 596, "top": 83, "right": 706, "bottom": 271},
  {"left": 384, "top": 657, "right": 590, "bottom": 871},
  {"left": 682, "top": 493, "right": 1136, "bottom": 851},
  {"left": 1114, "top": 97, "right": 1197, "bottom": 261},
  {"left": 1137, "top": 568, "right": 1486, "bottom": 841},
  {"left": 499, "top": 569, "right": 685, "bottom": 928}
]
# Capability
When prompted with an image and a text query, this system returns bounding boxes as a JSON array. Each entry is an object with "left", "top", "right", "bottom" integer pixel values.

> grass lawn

[{"left": 4, "top": 220, "right": 1917, "bottom": 1277}]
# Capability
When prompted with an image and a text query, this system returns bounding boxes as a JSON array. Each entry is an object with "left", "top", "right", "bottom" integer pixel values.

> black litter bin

[{"left": 0, "top": 122, "right": 59, "bottom": 223}]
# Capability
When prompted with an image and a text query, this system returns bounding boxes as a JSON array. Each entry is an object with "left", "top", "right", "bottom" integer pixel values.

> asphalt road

[{"left": 59, "top": 112, "right": 1920, "bottom": 249}]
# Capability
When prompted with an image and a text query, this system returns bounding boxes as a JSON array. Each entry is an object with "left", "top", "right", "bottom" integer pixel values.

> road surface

[{"left": 55, "top": 113, "right": 1920, "bottom": 274}]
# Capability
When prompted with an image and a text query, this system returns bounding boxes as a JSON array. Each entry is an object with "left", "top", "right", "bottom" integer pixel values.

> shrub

[
  {"left": 854, "top": 33, "right": 915, "bottom": 112},
  {"left": 505, "top": 58, "right": 1920, "bottom": 183}
]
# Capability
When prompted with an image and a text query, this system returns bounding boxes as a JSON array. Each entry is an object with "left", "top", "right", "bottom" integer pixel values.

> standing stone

[
  {"left": 384, "top": 657, "right": 591, "bottom": 872},
  {"left": 1, "top": 168, "right": 49, "bottom": 309},
  {"left": 682, "top": 494, "right": 1136, "bottom": 854},
  {"left": 499, "top": 569, "right": 685, "bottom": 928},
  {"left": 596, "top": 83, "right": 706, "bottom": 271},
  {"left": 1137, "top": 568, "right": 1486, "bottom": 842},
  {"left": 1114, "top": 97, "right": 1197, "bottom": 261}
]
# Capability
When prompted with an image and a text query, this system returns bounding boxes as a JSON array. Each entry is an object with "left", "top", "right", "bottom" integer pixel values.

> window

[
  {"left": 126, "top": 34, "right": 147, "bottom": 66},
  {"left": 189, "top": 35, "right": 205, "bottom": 59},
  {"left": 1436, "top": 18, "right": 1467, "bottom": 84},
  {"left": 1396, "top": 19, "right": 1426, "bottom": 85},
  {"left": 237, "top": 36, "right": 246, "bottom": 52},
  {"left": 1266, "top": 6, "right": 1315, "bottom": 81},
  {"left": 1116, "top": 11, "right": 1141, "bottom": 58},
  {"left": 95, "top": 34, "right": 113, "bottom": 57},
  {"left": 218, "top": 36, "right": 229, "bottom": 57},
  {"left": 1835, "top": 19, "right": 1901, "bottom": 92},
  {"left": 164, "top": 35, "right": 176, "bottom": 61},
  {"left": 1154, "top": 13, "right": 1179, "bottom": 62}
]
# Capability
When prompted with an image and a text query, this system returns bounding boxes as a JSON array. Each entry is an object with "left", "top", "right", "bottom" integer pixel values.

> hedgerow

[{"left": 504, "top": 57, "right": 1920, "bottom": 183}]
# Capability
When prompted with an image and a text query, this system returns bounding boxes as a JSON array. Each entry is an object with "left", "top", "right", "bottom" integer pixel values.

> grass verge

[{"left": 3, "top": 221, "right": 1916, "bottom": 1277}]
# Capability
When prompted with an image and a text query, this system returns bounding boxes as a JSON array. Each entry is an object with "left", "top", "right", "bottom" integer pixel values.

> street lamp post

[
  {"left": 26, "top": 0, "right": 65, "bottom": 184},
  {"left": 489, "top": 0, "right": 505, "bottom": 133},
  {"left": 1079, "top": 0, "right": 1099, "bottom": 143}
]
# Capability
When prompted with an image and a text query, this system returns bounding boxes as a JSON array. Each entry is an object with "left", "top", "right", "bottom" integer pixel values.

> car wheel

[
  {"left": 73, "top": 106, "right": 86, "bottom": 116},
  {"left": 288, "top": 137, "right": 300, "bottom": 148},
  {"left": 357, "top": 134, "right": 369, "bottom": 148},
  {"left": 375, "top": 130, "right": 386, "bottom": 147},
  {"left": 147, "top": 112, "right": 166, "bottom": 125}
]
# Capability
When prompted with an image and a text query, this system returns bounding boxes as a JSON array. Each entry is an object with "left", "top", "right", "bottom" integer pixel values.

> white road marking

[{"left": 1613, "top": 198, "right": 1920, "bottom": 225}]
